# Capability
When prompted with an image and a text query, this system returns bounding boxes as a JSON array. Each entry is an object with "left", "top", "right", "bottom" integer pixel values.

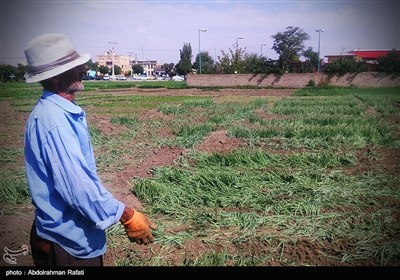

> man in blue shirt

[{"left": 24, "top": 33, "right": 156, "bottom": 266}]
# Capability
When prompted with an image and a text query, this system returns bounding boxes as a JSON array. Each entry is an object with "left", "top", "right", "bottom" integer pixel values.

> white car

[
  {"left": 116, "top": 75, "right": 127, "bottom": 80},
  {"left": 103, "top": 74, "right": 110, "bottom": 80},
  {"left": 172, "top": 75, "right": 185, "bottom": 81}
]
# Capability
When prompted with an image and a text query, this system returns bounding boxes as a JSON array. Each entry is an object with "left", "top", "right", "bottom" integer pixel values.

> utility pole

[
  {"left": 108, "top": 41, "right": 117, "bottom": 77},
  {"left": 260, "top": 43, "right": 266, "bottom": 56},
  {"left": 198, "top": 28, "right": 207, "bottom": 74},
  {"left": 316, "top": 29, "right": 324, "bottom": 72},
  {"left": 236, "top": 37, "right": 243, "bottom": 46},
  {"left": 128, "top": 51, "right": 135, "bottom": 77}
]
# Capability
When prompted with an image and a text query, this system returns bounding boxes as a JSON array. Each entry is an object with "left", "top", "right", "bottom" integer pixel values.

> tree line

[
  {"left": 175, "top": 26, "right": 400, "bottom": 76},
  {"left": 1, "top": 26, "right": 399, "bottom": 82}
]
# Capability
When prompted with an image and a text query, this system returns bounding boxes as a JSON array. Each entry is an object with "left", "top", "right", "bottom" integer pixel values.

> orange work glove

[{"left": 123, "top": 210, "right": 157, "bottom": 245}]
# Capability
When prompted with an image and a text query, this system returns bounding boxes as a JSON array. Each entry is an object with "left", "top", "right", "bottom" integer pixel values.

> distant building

[
  {"left": 96, "top": 51, "right": 158, "bottom": 76},
  {"left": 349, "top": 49, "right": 400, "bottom": 61},
  {"left": 154, "top": 66, "right": 166, "bottom": 77},
  {"left": 324, "top": 49, "right": 400, "bottom": 71},
  {"left": 324, "top": 53, "right": 355, "bottom": 64},
  {"left": 96, "top": 51, "right": 130, "bottom": 75},
  {"left": 132, "top": 59, "right": 158, "bottom": 76}
]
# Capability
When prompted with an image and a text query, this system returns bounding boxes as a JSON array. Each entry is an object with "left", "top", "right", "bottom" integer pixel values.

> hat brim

[{"left": 25, "top": 53, "right": 91, "bottom": 83}]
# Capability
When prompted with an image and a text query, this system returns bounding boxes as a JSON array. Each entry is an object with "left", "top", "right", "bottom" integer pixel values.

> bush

[
  {"left": 377, "top": 51, "right": 400, "bottom": 73},
  {"left": 307, "top": 79, "right": 316, "bottom": 87},
  {"left": 325, "top": 58, "right": 368, "bottom": 74}
]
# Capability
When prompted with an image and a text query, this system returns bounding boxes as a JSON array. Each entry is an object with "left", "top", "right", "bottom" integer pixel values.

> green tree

[
  {"left": 217, "top": 42, "right": 247, "bottom": 74},
  {"left": 242, "top": 53, "right": 281, "bottom": 74},
  {"left": 86, "top": 59, "right": 99, "bottom": 71},
  {"left": 0, "top": 64, "right": 16, "bottom": 82},
  {"left": 243, "top": 53, "right": 265, "bottom": 74},
  {"left": 272, "top": 26, "right": 310, "bottom": 71},
  {"left": 377, "top": 50, "right": 400, "bottom": 73},
  {"left": 161, "top": 63, "right": 175, "bottom": 77},
  {"left": 302, "top": 47, "right": 318, "bottom": 73},
  {"left": 193, "top": 52, "right": 214, "bottom": 74},
  {"left": 114, "top": 65, "right": 121, "bottom": 75},
  {"left": 98, "top": 65, "right": 110, "bottom": 75},
  {"left": 325, "top": 57, "right": 368, "bottom": 74},
  {"left": 176, "top": 43, "right": 192, "bottom": 75},
  {"left": 16, "top": 63, "right": 28, "bottom": 81},
  {"left": 132, "top": 64, "right": 144, "bottom": 75}
]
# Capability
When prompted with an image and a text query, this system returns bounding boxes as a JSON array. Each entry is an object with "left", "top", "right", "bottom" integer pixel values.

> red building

[
  {"left": 325, "top": 49, "right": 400, "bottom": 71},
  {"left": 326, "top": 49, "right": 400, "bottom": 62},
  {"left": 349, "top": 49, "right": 400, "bottom": 60}
]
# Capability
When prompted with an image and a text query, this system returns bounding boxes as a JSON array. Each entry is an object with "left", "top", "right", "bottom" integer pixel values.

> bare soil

[{"left": 0, "top": 87, "right": 399, "bottom": 267}]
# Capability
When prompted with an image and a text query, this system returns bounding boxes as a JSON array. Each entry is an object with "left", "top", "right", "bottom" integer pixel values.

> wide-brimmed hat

[{"left": 24, "top": 33, "right": 90, "bottom": 83}]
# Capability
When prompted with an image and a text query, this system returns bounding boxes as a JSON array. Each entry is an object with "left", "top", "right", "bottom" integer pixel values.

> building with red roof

[
  {"left": 326, "top": 49, "right": 400, "bottom": 63},
  {"left": 325, "top": 49, "right": 400, "bottom": 71},
  {"left": 349, "top": 49, "right": 400, "bottom": 60}
]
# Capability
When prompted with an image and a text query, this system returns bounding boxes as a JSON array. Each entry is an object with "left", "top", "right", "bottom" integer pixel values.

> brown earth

[
  {"left": 90, "top": 87, "right": 296, "bottom": 97},
  {"left": 0, "top": 87, "right": 399, "bottom": 267}
]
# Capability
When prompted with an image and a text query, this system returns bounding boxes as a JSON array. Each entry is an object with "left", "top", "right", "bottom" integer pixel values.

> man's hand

[{"left": 123, "top": 209, "right": 157, "bottom": 245}]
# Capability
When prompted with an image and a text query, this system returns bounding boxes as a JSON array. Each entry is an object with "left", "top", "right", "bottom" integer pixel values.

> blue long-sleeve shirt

[{"left": 24, "top": 90, "right": 125, "bottom": 258}]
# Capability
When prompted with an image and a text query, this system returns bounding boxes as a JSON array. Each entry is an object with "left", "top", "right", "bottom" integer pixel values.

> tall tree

[
  {"left": 242, "top": 53, "right": 281, "bottom": 74},
  {"left": 272, "top": 26, "right": 310, "bottom": 71},
  {"left": 176, "top": 43, "right": 192, "bottom": 75},
  {"left": 217, "top": 42, "right": 247, "bottom": 74},
  {"left": 86, "top": 59, "right": 99, "bottom": 71},
  {"left": 132, "top": 64, "right": 144, "bottom": 75},
  {"left": 161, "top": 63, "right": 175, "bottom": 77},
  {"left": 193, "top": 52, "right": 214, "bottom": 74},
  {"left": 302, "top": 47, "right": 318, "bottom": 73},
  {"left": 113, "top": 65, "right": 122, "bottom": 75}
]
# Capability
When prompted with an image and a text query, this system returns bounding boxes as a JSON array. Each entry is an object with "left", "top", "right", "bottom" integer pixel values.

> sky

[{"left": 1, "top": 0, "right": 399, "bottom": 66}]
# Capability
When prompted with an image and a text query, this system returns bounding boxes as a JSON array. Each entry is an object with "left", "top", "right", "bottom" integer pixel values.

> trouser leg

[{"left": 30, "top": 222, "right": 103, "bottom": 266}]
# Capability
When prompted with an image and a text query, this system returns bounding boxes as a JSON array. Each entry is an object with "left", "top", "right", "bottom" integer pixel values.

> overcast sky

[{"left": 1, "top": 0, "right": 399, "bottom": 66}]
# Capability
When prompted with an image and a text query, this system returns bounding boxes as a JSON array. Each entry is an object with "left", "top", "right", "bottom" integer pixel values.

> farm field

[{"left": 0, "top": 81, "right": 399, "bottom": 267}]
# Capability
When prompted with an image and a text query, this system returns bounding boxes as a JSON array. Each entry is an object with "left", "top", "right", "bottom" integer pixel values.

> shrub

[{"left": 307, "top": 79, "right": 316, "bottom": 87}]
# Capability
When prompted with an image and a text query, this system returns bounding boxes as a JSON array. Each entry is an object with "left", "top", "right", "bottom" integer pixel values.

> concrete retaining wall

[{"left": 186, "top": 72, "right": 400, "bottom": 88}]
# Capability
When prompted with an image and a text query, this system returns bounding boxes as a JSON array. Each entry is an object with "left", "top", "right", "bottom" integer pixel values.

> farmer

[{"left": 23, "top": 33, "right": 157, "bottom": 266}]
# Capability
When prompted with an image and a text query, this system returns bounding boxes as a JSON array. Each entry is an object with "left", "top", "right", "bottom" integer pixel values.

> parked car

[
  {"left": 172, "top": 75, "right": 185, "bottom": 81},
  {"left": 103, "top": 74, "right": 110, "bottom": 80},
  {"left": 115, "top": 75, "right": 127, "bottom": 80}
]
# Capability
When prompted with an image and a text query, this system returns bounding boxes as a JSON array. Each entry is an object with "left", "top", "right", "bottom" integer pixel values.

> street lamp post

[
  {"left": 316, "top": 29, "right": 324, "bottom": 72},
  {"left": 198, "top": 29, "right": 207, "bottom": 74},
  {"left": 260, "top": 43, "right": 267, "bottom": 56},
  {"left": 128, "top": 51, "right": 135, "bottom": 77},
  {"left": 236, "top": 37, "right": 243, "bottom": 46},
  {"left": 108, "top": 41, "right": 117, "bottom": 77}
]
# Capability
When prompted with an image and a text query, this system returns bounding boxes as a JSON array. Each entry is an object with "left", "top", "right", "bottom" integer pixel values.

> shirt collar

[{"left": 41, "top": 90, "right": 83, "bottom": 115}]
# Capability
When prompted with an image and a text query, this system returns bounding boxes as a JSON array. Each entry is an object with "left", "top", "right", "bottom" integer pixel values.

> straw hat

[{"left": 24, "top": 33, "right": 90, "bottom": 83}]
